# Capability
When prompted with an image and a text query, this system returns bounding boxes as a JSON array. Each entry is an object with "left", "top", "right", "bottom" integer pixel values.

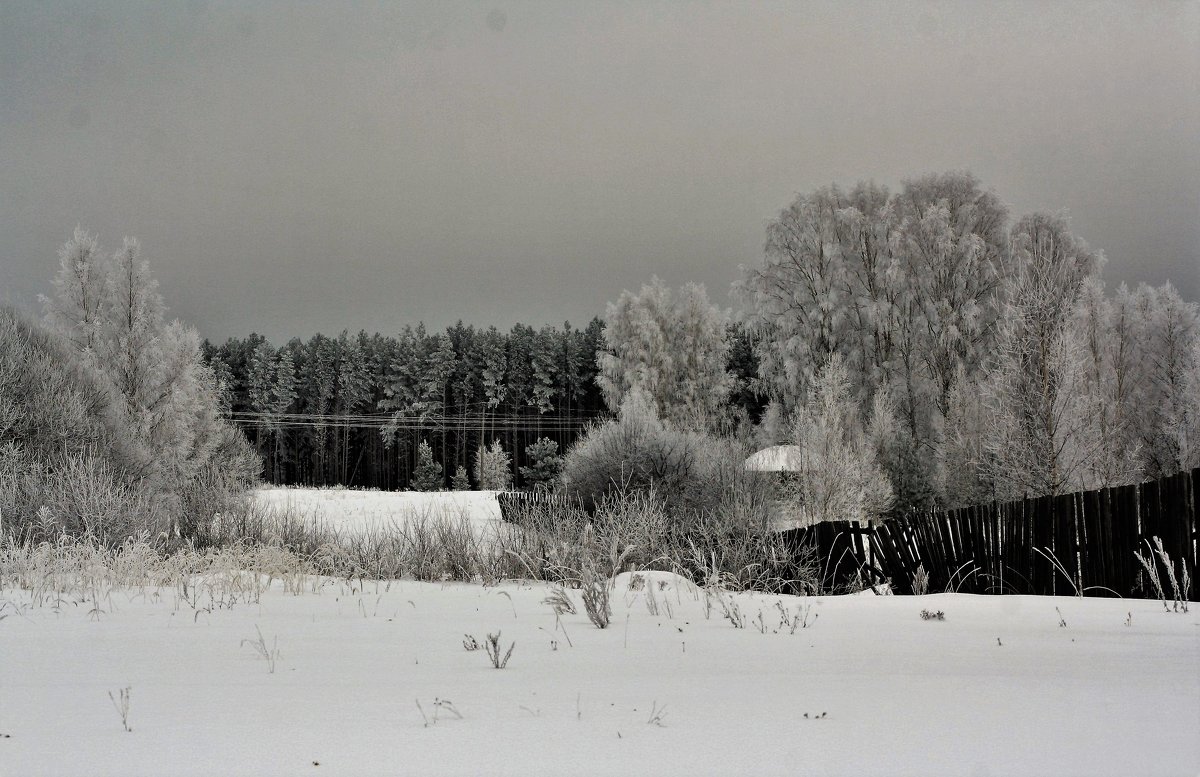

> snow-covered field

[
  {"left": 253, "top": 487, "right": 504, "bottom": 535},
  {"left": 3, "top": 489, "right": 1197, "bottom": 775},
  {"left": 2, "top": 575, "right": 1197, "bottom": 776}
]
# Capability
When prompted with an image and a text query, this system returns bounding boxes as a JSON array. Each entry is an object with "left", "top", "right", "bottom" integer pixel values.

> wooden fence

[{"left": 784, "top": 467, "right": 1198, "bottom": 599}]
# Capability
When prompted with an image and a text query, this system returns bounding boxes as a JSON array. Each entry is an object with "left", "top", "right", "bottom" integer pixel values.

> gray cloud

[{"left": 1, "top": 1, "right": 1196, "bottom": 343}]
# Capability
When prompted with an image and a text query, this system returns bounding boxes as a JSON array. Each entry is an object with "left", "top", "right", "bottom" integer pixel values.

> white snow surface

[
  {"left": 3, "top": 489, "right": 1197, "bottom": 775},
  {"left": 3, "top": 583, "right": 1197, "bottom": 775},
  {"left": 253, "top": 486, "right": 504, "bottom": 535},
  {"left": 744, "top": 444, "right": 804, "bottom": 472}
]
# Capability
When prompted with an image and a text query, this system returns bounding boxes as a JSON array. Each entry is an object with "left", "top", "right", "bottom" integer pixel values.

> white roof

[{"left": 743, "top": 444, "right": 804, "bottom": 472}]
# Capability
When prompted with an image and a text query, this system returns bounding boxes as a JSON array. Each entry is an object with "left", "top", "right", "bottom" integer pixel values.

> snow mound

[{"left": 612, "top": 570, "right": 696, "bottom": 593}]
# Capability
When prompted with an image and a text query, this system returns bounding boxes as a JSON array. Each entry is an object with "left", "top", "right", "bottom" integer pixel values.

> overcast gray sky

[{"left": 2, "top": 1, "right": 1197, "bottom": 343}]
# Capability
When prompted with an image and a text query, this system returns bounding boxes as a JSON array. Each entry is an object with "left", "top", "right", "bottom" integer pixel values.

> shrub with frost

[{"left": 475, "top": 439, "right": 512, "bottom": 491}]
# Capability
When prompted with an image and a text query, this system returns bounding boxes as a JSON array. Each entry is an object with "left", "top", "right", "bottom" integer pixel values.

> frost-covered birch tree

[
  {"left": 894, "top": 173, "right": 1010, "bottom": 419},
  {"left": 739, "top": 173, "right": 1013, "bottom": 510},
  {"left": 939, "top": 366, "right": 994, "bottom": 506},
  {"left": 1130, "top": 282, "right": 1200, "bottom": 477},
  {"left": 1070, "top": 278, "right": 1143, "bottom": 488},
  {"left": 597, "top": 277, "right": 733, "bottom": 432},
  {"left": 980, "top": 215, "right": 1104, "bottom": 499},
  {"left": 780, "top": 355, "right": 895, "bottom": 524},
  {"left": 736, "top": 187, "right": 853, "bottom": 411},
  {"left": 1179, "top": 337, "right": 1200, "bottom": 471}
]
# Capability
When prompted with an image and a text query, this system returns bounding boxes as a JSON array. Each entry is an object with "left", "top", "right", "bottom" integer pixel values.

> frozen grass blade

[{"left": 108, "top": 686, "right": 132, "bottom": 732}]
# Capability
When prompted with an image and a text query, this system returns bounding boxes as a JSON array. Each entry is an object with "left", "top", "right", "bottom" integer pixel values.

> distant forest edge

[
  {"left": 16, "top": 170, "right": 1198, "bottom": 527},
  {"left": 201, "top": 320, "right": 764, "bottom": 491}
]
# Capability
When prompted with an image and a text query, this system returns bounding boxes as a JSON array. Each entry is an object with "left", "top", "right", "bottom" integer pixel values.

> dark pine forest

[{"left": 204, "top": 320, "right": 763, "bottom": 490}]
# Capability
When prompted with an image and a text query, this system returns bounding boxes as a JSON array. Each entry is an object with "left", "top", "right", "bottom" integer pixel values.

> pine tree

[
  {"left": 270, "top": 346, "right": 298, "bottom": 481},
  {"left": 381, "top": 325, "right": 423, "bottom": 417},
  {"left": 207, "top": 351, "right": 236, "bottom": 416},
  {"left": 505, "top": 325, "right": 535, "bottom": 473},
  {"left": 424, "top": 332, "right": 458, "bottom": 467},
  {"left": 451, "top": 464, "right": 471, "bottom": 491},
  {"left": 303, "top": 334, "right": 339, "bottom": 483},
  {"left": 272, "top": 347, "right": 298, "bottom": 419},
  {"left": 411, "top": 438, "right": 444, "bottom": 491},
  {"left": 476, "top": 325, "right": 508, "bottom": 443},
  {"left": 478, "top": 326, "right": 508, "bottom": 411},
  {"left": 421, "top": 332, "right": 457, "bottom": 420},
  {"left": 247, "top": 340, "right": 276, "bottom": 449},
  {"left": 580, "top": 317, "right": 605, "bottom": 412},
  {"left": 379, "top": 325, "right": 425, "bottom": 467},
  {"left": 335, "top": 331, "right": 372, "bottom": 482},
  {"left": 40, "top": 229, "right": 259, "bottom": 534},
  {"left": 448, "top": 321, "right": 479, "bottom": 474},
  {"left": 367, "top": 332, "right": 403, "bottom": 488},
  {"left": 726, "top": 321, "right": 766, "bottom": 423},
  {"left": 557, "top": 321, "right": 583, "bottom": 420},
  {"left": 519, "top": 437, "right": 562, "bottom": 491},
  {"left": 210, "top": 332, "right": 265, "bottom": 412},
  {"left": 40, "top": 227, "right": 108, "bottom": 358},
  {"left": 337, "top": 332, "right": 372, "bottom": 414},
  {"left": 506, "top": 324, "right": 535, "bottom": 414}
]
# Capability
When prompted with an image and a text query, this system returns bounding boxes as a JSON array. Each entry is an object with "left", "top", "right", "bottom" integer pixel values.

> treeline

[
  {"left": 202, "top": 322, "right": 762, "bottom": 490},
  {"left": 201, "top": 170, "right": 1199, "bottom": 512}
]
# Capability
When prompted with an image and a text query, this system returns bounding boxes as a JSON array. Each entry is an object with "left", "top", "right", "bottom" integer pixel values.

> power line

[{"left": 226, "top": 410, "right": 601, "bottom": 431}]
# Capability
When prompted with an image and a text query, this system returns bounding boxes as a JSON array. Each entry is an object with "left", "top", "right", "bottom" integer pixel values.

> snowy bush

[
  {"left": 0, "top": 307, "right": 163, "bottom": 545},
  {"left": 559, "top": 389, "right": 813, "bottom": 590},
  {"left": 561, "top": 388, "right": 739, "bottom": 518}
]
